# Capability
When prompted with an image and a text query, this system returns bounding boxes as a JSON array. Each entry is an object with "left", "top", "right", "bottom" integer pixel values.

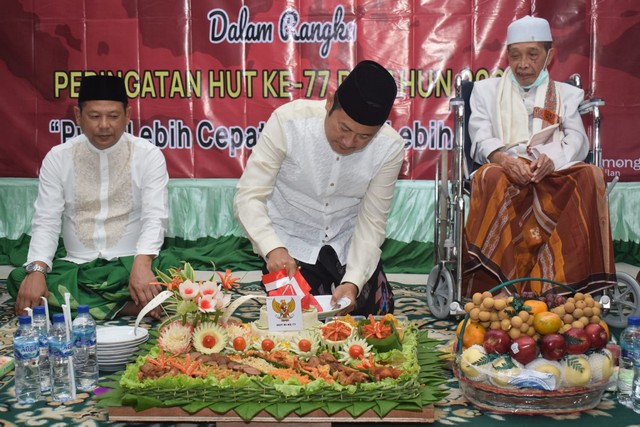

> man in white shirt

[
  {"left": 463, "top": 16, "right": 616, "bottom": 296},
  {"left": 234, "top": 60, "right": 404, "bottom": 315},
  {"left": 9, "top": 75, "right": 169, "bottom": 319}
]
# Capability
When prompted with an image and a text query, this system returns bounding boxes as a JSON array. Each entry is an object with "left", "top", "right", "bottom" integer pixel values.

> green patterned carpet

[{"left": 0, "top": 280, "right": 638, "bottom": 426}]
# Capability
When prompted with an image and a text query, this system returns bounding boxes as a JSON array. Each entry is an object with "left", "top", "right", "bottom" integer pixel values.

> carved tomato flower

[
  {"left": 198, "top": 295, "right": 218, "bottom": 313},
  {"left": 178, "top": 279, "right": 200, "bottom": 301},
  {"left": 192, "top": 322, "right": 227, "bottom": 354},
  {"left": 199, "top": 280, "right": 221, "bottom": 297},
  {"left": 223, "top": 323, "right": 253, "bottom": 354},
  {"left": 290, "top": 330, "right": 321, "bottom": 359},
  {"left": 337, "top": 337, "right": 372, "bottom": 365},
  {"left": 212, "top": 292, "right": 231, "bottom": 310}
]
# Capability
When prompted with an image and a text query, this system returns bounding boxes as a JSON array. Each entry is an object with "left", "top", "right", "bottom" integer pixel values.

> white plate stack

[{"left": 96, "top": 326, "right": 149, "bottom": 372}]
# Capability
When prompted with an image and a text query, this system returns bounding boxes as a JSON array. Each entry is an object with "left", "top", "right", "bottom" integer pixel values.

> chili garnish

[
  {"left": 321, "top": 320, "right": 352, "bottom": 341},
  {"left": 361, "top": 314, "right": 392, "bottom": 339}
]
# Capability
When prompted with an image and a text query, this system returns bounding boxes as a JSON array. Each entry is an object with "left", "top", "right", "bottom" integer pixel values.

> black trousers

[{"left": 262, "top": 246, "right": 394, "bottom": 316}]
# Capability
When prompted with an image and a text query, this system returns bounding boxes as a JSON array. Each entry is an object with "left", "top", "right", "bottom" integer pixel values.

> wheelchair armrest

[{"left": 578, "top": 98, "right": 605, "bottom": 115}]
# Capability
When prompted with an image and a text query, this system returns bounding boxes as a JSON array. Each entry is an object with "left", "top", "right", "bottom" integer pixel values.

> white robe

[
  {"left": 234, "top": 99, "right": 404, "bottom": 291},
  {"left": 27, "top": 133, "right": 169, "bottom": 268},
  {"left": 469, "top": 75, "right": 589, "bottom": 170}
]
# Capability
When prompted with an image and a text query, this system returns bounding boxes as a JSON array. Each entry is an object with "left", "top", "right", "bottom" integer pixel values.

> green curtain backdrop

[{"left": 0, "top": 178, "right": 638, "bottom": 272}]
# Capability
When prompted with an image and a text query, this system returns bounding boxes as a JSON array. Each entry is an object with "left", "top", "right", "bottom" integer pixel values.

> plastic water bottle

[
  {"left": 617, "top": 316, "right": 640, "bottom": 407},
  {"left": 13, "top": 315, "right": 42, "bottom": 404},
  {"left": 632, "top": 358, "right": 640, "bottom": 413},
  {"left": 72, "top": 304, "right": 98, "bottom": 390},
  {"left": 49, "top": 313, "right": 74, "bottom": 402},
  {"left": 32, "top": 306, "right": 51, "bottom": 393}
]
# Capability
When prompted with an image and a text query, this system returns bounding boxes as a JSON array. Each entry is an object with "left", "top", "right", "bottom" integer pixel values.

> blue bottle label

[
  {"left": 72, "top": 329, "right": 96, "bottom": 347},
  {"left": 38, "top": 335, "right": 48, "bottom": 347},
  {"left": 50, "top": 341, "right": 73, "bottom": 358},
  {"left": 621, "top": 348, "right": 640, "bottom": 359},
  {"left": 14, "top": 340, "right": 39, "bottom": 360}
]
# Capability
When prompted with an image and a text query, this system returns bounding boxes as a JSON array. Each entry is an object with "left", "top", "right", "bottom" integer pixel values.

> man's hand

[
  {"left": 332, "top": 282, "right": 358, "bottom": 315},
  {"left": 489, "top": 150, "right": 533, "bottom": 185},
  {"left": 14, "top": 272, "right": 49, "bottom": 316},
  {"left": 266, "top": 247, "right": 297, "bottom": 277},
  {"left": 128, "top": 254, "right": 162, "bottom": 319},
  {"left": 530, "top": 154, "right": 555, "bottom": 183}
]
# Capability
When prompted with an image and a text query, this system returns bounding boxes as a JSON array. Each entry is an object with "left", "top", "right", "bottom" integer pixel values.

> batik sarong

[
  {"left": 7, "top": 256, "right": 166, "bottom": 320},
  {"left": 463, "top": 162, "right": 617, "bottom": 296}
]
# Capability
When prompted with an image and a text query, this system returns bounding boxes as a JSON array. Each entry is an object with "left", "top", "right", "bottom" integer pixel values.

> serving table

[{"left": 108, "top": 405, "right": 435, "bottom": 425}]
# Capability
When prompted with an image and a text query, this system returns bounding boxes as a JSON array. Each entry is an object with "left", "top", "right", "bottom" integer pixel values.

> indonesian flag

[{"left": 262, "top": 268, "right": 321, "bottom": 311}]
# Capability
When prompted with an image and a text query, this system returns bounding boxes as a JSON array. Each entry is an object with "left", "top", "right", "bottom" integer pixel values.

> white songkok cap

[{"left": 507, "top": 16, "right": 552, "bottom": 45}]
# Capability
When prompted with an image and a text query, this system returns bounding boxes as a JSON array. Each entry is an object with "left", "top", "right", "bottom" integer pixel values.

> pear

[
  {"left": 460, "top": 344, "right": 490, "bottom": 382},
  {"left": 562, "top": 354, "right": 592, "bottom": 387}
]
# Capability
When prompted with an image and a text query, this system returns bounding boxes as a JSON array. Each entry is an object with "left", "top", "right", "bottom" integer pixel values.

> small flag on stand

[{"left": 262, "top": 268, "right": 321, "bottom": 311}]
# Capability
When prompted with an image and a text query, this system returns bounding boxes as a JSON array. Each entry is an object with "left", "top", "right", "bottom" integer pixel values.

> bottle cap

[
  {"left": 33, "top": 306, "right": 46, "bottom": 315},
  {"left": 77, "top": 305, "right": 90, "bottom": 314},
  {"left": 628, "top": 316, "right": 640, "bottom": 327},
  {"left": 18, "top": 315, "right": 32, "bottom": 325},
  {"left": 52, "top": 313, "right": 66, "bottom": 324}
]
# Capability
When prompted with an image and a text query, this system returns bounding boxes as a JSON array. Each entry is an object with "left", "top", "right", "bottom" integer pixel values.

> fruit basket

[{"left": 453, "top": 278, "right": 613, "bottom": 414}]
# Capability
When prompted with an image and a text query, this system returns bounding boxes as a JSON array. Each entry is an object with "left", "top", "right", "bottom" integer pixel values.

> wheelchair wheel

[
  {"left": 599, "top": 272, "right": 640, "bottom": 329},
  {"left": 426, "top": 265, "right": 454, "bottom": 319}
]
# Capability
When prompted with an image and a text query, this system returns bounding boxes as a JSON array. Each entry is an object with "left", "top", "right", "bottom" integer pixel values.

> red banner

[{"left": 1, "top": 0, "right": 638, "bottom": 181}]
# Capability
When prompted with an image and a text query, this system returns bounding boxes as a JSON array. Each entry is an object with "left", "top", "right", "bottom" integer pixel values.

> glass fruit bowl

[{"left": 453, "top": 364, "right": 607, "bottom": 414}]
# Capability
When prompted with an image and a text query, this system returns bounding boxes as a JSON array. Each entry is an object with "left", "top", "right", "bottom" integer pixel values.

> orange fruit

[
  {"left": 456, "top": 319, "right": 487, "bottom": 349},
  {"left": 524, "top": 299, "right": 548, "bottom": 316},
  {"left": 533, "top": 311, "right": 562, "bottom": 335}
]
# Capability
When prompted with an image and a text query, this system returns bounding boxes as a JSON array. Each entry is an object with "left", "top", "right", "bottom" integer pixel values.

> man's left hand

[
  {"left": 128, "top": 255, "right": 162, "bottom": 319},
  {"left": 530, "top": 154, "right": 555, "bottom": 183},
  {"left": 332, "top": 282, "right": 358, "bottom": 315}
]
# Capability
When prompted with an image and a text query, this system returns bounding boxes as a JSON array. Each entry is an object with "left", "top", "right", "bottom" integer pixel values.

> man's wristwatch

[{"left": 25, "top": 262, "right": 48, "bottom": 277}]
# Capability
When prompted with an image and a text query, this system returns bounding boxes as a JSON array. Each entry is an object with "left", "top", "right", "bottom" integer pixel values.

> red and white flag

[{"left": 262, "top": 268, "right": 321, "bottom": 311}]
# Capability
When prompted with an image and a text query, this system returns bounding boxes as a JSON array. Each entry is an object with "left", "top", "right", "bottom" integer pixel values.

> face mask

[{"left": 510, "top": 50, "right": 550, "bottom": 90}]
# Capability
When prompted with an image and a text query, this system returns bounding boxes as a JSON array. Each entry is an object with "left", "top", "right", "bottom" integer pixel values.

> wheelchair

[{"left": 426, "top": 72, "right": 640, "bottom": 328}]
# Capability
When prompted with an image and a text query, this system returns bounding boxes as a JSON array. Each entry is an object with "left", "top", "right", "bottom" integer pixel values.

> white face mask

[{"left": 510, "top": 50, "right": 551, "bottom": 90}]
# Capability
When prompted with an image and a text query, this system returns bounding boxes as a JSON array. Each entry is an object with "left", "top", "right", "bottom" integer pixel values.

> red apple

[
  {"left": 508, "top": 336, "right": 538, "bottom": 365},
  {"left": 539, "top": 333, "right": 566, "bottom": 360},
  {"left": 563, "top": 327, "right": 590, "bottom": 354},
  {"left": 584, "top": 323, "right": 608, "bottom": 350},
  {"left": 483, "top": 329, "right": 512, "bottom": 354}
]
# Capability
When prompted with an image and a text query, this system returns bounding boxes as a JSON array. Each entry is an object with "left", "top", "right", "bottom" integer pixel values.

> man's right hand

[
  {"left": 489, "top": 150, "right": 533, "bottom": 185},
  {"left": 128, "top": 254, "right": 162, "bottom": 319},
  {"left": 14, "top": 273, "right": 49, "bottom": 316},
  {"left": 266, "top": 247, "right": 297, "bottom": 277}
]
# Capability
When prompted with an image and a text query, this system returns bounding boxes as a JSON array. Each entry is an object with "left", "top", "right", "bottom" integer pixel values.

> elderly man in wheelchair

[
  {"left": 427, "top": 15, "right": 637, "bottom": 323},
  {"left": 464, "top": 15, "right": 616, "bottom": 296}
]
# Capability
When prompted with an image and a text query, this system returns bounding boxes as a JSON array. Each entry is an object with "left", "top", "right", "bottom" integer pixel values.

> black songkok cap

[
  {"left": 78, "top": 75, "right": 128, "bottom": 105},
  {"left": 336, "top": 60, "right": 397, "bottom": 126}
]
